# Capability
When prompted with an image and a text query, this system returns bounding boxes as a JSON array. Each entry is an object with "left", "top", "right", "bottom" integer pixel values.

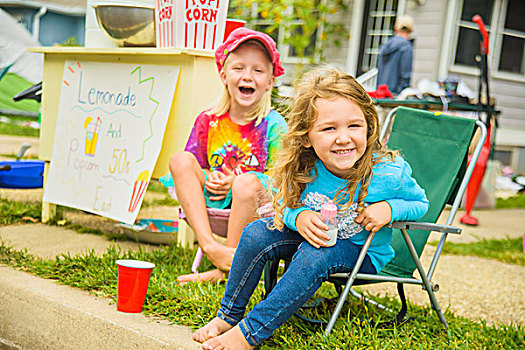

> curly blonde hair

[{"left": 271, "top": 67, "right": 397, "bottom": 230}]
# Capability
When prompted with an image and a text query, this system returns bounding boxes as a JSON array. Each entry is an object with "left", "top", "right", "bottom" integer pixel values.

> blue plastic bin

[{"left": 0, "top": 160, "right": 45, "bottom": 189}]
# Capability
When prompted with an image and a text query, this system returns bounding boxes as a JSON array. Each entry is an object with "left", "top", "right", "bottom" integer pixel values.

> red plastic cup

[
  {"left": 224, "top": 19, "right": 246, "bottom": 41},
  {"left": 116, "top": 260, "right": 155, "bottom": 313}
]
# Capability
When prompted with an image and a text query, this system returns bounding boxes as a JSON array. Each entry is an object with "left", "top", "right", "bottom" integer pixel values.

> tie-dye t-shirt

[{"left": 184, "top": 109, "right": 287, "bottom": 177}]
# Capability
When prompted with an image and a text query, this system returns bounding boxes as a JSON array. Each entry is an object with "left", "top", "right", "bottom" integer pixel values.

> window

[
  {"left": 357, "top": 0, "right": 399, "bottom": 76},
  {"left": 498, "top": 0, "right": 525, "bottom": 74},
  {"left": 493, "top": 149, "right": 511, "bottom": 166},
  {"left": 453, "top": 0, "right": 525, "bottom": 79}
]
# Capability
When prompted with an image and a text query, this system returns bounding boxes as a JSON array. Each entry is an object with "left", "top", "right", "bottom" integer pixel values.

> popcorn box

[
  {"left": 155, "top": 0, "right": 175, "bottom": 48},
  {"left": 176, "top": 0, "right": 230, "bottom": 50},
  {"left": 156, "top": 0, "right": 230, "bottom": 50}
]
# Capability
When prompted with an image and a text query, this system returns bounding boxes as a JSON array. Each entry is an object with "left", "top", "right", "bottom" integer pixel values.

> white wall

[{"left": 406, "top": 1, "right": 449, "bottom": 83}]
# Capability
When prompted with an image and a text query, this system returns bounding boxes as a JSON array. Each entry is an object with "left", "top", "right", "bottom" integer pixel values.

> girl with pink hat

[{"left": 167, "top": 28, "right": 286, "bottom": 284}]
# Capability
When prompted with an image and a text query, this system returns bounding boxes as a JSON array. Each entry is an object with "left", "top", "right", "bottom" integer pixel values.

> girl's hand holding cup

[{"left": 296, "top": 210, "right": 331, "bottom": 249}]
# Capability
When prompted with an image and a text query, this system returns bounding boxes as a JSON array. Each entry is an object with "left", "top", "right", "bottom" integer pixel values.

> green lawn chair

[{"left": 264, "top": 106, "right": 487, "bottom": 334}]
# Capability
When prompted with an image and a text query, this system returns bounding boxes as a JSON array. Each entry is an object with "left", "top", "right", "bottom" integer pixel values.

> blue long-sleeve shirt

[{"left": 283, "top": 156, "right": 429, "bottom": 273}]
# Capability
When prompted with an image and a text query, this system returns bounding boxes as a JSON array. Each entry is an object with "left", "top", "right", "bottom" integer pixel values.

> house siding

[
  {"left": 406, "top": 1, "right": 448, "bottom": 83},
  {"left": 322, "top": 0, "right": 354, "bottom": 70},
  {"left": 405, "top": 0, "right": 525, "bottom": 171}
]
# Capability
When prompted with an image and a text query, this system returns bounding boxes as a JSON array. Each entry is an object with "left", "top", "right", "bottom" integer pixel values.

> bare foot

[
  {"left": 202, "top": 325, "right": 253, "bottom": 350},
  {"left": 177, "top": 269, "right": 225, "bottom": 286},
  {"left": 203, "top": 242, "right": 236, "bottom": 272},
  {"left": 193, "top": 317, "right": 233, "bottom": 343}
]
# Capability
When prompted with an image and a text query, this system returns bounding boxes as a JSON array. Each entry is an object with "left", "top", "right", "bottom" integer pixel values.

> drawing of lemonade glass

[{"left": 84, "top": 116, "right": 101, "bottom": 156}]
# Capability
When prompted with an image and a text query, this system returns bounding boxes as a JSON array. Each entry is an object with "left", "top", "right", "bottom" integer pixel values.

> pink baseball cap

[{"left": 215, "top": 27, "right": 285, "bottom": 77}]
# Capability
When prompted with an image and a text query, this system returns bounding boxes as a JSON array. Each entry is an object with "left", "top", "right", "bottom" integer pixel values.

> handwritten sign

[{"left": 43, "top": 60, "right": 180, "bottom": 224}]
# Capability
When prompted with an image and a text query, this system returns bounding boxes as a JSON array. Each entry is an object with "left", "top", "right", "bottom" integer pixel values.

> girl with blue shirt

[{"left": 194, "top": 67, "right": 429, "bottom": 349}]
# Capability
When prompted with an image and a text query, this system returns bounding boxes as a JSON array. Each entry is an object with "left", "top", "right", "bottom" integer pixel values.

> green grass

[
  {"left": 0, "top": 198, "right": 127, "bottom": 242},
  {"left": 0, "top": 240, "right": 522, "bottom": 349},
  {"left": 0, "top": 72, "right": 40, "bottom": 137},
  {"left": 497, "top": 194, "right": 525, "bottom": 209},
  {"left": 141, "top": 196, "right": 179, "bottom": 207},
  {"left": 437, "top": 237, "right": 525, "bottom": 266},
  {"left": 64, "top": 223, "right": 105, "bottom": 236},
  {"left": 0, "top": 197, "right": 522, "bottom": 348},
  {"left": 0, "top": 197, "right": 42, "bottom": 225},
  {"left": 0, "top": 153, "right": 17, "bottom": 159},
  {"left": 141, "top": 180, "right": 179, "bottom": 207},
  {"left": 0, "top": 196, "right": 70, "bottom": 226},
  {"left": 62, "top": 222, "right": 128, "bottom": 241},
  {"left": 146, "top": 179, "right": 169, "bottom": 194},
  {"left": 0, "top": 73, "right": 40, "bottom": 114},
  {"left": 0, "top": 119, "right": 40, "bottom": 137},
  {"left": 0, "top": 195, "right": 522, "bottom": 347}
]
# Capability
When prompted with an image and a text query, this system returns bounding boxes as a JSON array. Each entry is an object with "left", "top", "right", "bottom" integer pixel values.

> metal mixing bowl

[{"left": 93, "top": 5, "right": 156, "bottom": 47}]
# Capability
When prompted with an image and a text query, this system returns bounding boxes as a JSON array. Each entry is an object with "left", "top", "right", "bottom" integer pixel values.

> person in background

[{"left": 376, "top": 15, "right": 414, "bottom": 95}]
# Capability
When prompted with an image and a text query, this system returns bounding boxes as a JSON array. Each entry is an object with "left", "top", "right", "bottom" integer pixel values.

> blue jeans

[{"left": 216, "top": 218, "right": 376, "bottom": 346}]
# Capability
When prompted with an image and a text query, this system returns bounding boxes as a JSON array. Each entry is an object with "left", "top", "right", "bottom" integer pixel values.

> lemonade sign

[{"left": 43, "top": 60, "right": 180, "bottom": 224}]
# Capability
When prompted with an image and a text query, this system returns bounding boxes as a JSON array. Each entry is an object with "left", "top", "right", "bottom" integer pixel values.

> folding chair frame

[{"left": 323, "top": 108, "right": 487, "bottom": 335}]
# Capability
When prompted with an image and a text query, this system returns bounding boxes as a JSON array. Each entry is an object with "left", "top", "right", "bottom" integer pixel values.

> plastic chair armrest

[{"left": 391, "top": 221, "right": 462, "bottom": 234}]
